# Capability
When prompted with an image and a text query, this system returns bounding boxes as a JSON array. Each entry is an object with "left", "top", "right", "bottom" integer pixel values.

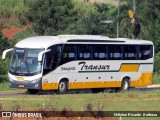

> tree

[
  {"left": 25, "top": 0, "right": 116, "bottom": 36},
  {"left": 0, "top": 30, "right": 11, "bottom": 82},
  {"left": 155, "top": 23, "right": 160, "bottom": 53},
  {"left": 65, "top": 1, "right": 116, "bottom": 36},
  {"left": 25, "top": 0, "right": 78, "bottom": 35},
  {"left": 0, "top": 30, "right": 10, "bottom": 55},
  {"left": 114, "top": 0, "right": 160, "bottom": 41}
]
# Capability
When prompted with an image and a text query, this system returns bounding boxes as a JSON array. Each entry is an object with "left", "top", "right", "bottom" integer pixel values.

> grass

[
  {"left": 0, "top": 91, "right": 160, "bottom": 120},
  {"left": 1, "top": 77, "right": 159, "bottom": 119},
  {"left": 1, "top": 90, "right": 160, "bottom": 111},
  {"left": 0, "top": 82, "right": 23, "bottom": 91}
]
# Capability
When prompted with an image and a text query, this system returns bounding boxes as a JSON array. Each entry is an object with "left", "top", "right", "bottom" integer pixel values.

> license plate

[
  {"left": 19, "top": 84, "right": 24, "bottom": 87},
  {"left": 17, "top": 77, "right": 24, "bottom": 81}
]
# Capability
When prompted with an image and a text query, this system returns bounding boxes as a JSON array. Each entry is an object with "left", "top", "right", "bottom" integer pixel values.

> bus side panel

[
  {"left": 42, "top": 73, "right": 77, "bottom": 90},
  {"left": 130, "top": 73, "right": 152, "bottom": 87},
  {"left": 130, "top": 63, "right": 153, "bottom": 87},
  {"left": 69, "top": 81, "right": 121, "bottom": 89}
]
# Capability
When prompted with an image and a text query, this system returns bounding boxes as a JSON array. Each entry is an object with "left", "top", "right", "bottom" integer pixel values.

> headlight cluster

[
  {"left": 30, "top": 78, "right": 41, "bottom": 84},
  {"left": 9, "top": 78, "right": 15, "bottom": 82}
]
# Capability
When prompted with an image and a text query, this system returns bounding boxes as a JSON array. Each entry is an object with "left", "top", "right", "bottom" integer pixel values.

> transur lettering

[{"left": 79, "top": 62, "right": 110, "bottom": 71}]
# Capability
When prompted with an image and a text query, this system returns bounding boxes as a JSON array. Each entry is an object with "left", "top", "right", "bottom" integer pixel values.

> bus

[{"left": 2, "top": 35, "right": 154, "bottom": 94}]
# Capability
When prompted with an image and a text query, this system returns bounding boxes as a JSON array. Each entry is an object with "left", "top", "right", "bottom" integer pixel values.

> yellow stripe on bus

[
  {"left": 42, "top": 72, "right": 152, "bottom": 90},
  {"left": 130, "top": 73, "right": 152, "bottom": 87},
  {"left": 69, "top": 81, "right": 121, "bottom": 89},
  {"left": 120, "top": 64, "right": 139, "bottom": 72},
  {"left": 42, "top": 83, "right": 58, "bottom": 90}
]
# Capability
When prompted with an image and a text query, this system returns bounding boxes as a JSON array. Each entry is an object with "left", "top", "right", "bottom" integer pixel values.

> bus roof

[{"left": 15, "top": 35, "right": 153, "bottom": 49}]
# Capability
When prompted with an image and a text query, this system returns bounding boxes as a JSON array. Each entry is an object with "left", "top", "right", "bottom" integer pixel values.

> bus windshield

[{"left": 9, "top": 48, "right": 44, "bottom": 76}]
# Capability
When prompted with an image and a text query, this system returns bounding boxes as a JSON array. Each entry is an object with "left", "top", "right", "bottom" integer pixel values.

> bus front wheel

[
  {"left": 121, "top": 78, "right": 130, "bottom": 91},
  {"left": 58, "top": 80, "right": 68, "bottom": 94}
]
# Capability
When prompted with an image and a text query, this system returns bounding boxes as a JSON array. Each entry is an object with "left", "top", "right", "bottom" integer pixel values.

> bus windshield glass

[{"left": 9, "top": 48, "right": 44, "bottom": 76}]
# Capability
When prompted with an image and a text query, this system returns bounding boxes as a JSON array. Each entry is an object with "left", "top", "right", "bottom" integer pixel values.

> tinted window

[
  {"left": 78, "top": 45, "right": 92, "bottom": 60},
  {"left": 44, "top": 45, "right": 62, "bottom": 70},
  {"left": 94, "top": 45, "right": 108, "bottom": 60},
  {"left": 109, "top": 45, "right": 122, "bottom": 60},
  {"left": 123, "top": 45, "right": 138, "bottom": 60},
  {"left": 62, "top": 44, "right": 77, "bottom": 63},
  {"left": 139, "top": 45, "right": 153, "bottom": 60}
]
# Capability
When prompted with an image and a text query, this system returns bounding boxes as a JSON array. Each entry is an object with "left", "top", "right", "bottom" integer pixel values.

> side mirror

[
  {"left": 2, "top": 48, "right": 13, "bottom": 60},
  {"left": 38, "top": 49, "right": 51, "bottom": 62}
]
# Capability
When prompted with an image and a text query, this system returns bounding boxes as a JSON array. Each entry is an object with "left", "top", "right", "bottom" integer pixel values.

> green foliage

[
  {"left": 0, "top": 82, "right": 20, "bottom": 90},
  {"left": 113, "top": 0, "right": 160, "bottom": 43},
  {"left": 25, "top": 0, "right": 78, "bottom": 35},
  {"left": 64, "top": 1, "right": 116, "bottom": 36},
  {"left": 154, "top": 54, "right": 160, "bottom": 73},
  {"left": 0, "top": 0, "right": 32, "bottom": 19},
  {"left": 13, "top": 27, "right": 37, "bottom": 43},
  {"left": 154, "top": 23, "right": 160, "bottom": 53},
  {"left": 0, "top": 75, "right": 8, "bottom": 83},
  {"left": 24, "top": 0, "right": 116, "bottom": 36},
  {"left": 2, "top": 21, "right": 21, "bottom": 28},
  {"left": 153, "top": 72, "right": 160, "bottom": 84},
  {"left": 0, "top": 30, "right": 10, "bottom": 55},
  {"left": 0, "top": 30, "right": 11, "bottom": 82},
  {"left": 0, "top": 57, "right": 10, "bottom": 83}
]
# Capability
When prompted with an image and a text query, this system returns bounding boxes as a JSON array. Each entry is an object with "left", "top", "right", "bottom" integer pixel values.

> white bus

[{"left": 2, "top": 35, "right": 154, "bottom": 94}]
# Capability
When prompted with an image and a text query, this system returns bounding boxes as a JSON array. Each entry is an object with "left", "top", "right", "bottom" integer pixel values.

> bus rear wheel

[
  {"left": 58, "top": 80, "right": 68, "bottom": 94},
  {"left": 28, "top": 89, "right": 39, "bottom": 94},
  {"left": 121, "top": 78, "right": 130, "bottom": 91}
]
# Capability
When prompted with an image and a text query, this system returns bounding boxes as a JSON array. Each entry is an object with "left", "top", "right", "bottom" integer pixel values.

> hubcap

[
  {"left": 59, "top": 82, "right": 65, "bottom": 91},
  {"left": 123, "top": 81, "right": 128, "bottom": 90}
]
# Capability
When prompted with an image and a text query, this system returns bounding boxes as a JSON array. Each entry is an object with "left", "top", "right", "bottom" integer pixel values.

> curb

[{"left": 147, "top": 84, "right": 160, "bottom": 88}]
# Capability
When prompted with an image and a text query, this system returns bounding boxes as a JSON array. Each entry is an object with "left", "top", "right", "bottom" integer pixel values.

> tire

[
  {"left": 121, "top": 78, "right": 130, "bottom": 91},
  {"left": 58, "top": 80, "right": 68, "bottom": 94},
  {"left": 28, "top": 89, "right": 39, "bottom": 94}
]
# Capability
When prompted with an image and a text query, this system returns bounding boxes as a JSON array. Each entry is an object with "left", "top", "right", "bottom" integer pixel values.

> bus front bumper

[{"left": 9, "top": 78, "right": 42, "bottom": 90}]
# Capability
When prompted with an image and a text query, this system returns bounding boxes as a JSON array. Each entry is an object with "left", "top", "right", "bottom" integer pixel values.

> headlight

[
  {"left": 9, "top": 78, "right": 15, "bottom": 82},
  {"left": 30, "top": 78, "right": 41, "bottom": 84}
]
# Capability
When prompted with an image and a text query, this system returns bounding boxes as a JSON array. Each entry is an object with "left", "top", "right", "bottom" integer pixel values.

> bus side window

[
  {"left": 123, "top": 45, "right": 138, "bottom": 60},
  {"left": 44, "top": 45, "right": 62, "bottom": 70},
  {"left": 109, "top": 45, "right": 122, "bottom": 60},
  {"left": 139, "top": 45, "right": 153, "bottom": 60},
  {"left": 62, "top": 44, "right": 77, "bottom": 63},
  {"left": 78, "top": 45, "right": 92, "bottom": 60},
  {"left": 94, "top": 45, "right": 108, "bottom": 60}
]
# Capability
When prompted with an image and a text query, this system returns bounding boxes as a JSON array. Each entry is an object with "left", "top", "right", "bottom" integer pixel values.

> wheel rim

[
  {"left": 59, "top": 82, "right": 66, "bottom": 92},
  {"left": 123, "top": 81, "right": 128, "bottom": 90}
]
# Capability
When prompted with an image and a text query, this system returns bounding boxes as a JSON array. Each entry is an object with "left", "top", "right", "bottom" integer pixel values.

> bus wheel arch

[
  {"left": 121, "top": 77, "right": 130, "bottom": 91},
  {"left": 58, "top": 78, "right": 69, "bottom": 94}
]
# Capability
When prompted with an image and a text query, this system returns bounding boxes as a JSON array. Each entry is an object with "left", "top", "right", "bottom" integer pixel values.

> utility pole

[{"left": 117, "top": 0, "right": 120, "bottom": 38}]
